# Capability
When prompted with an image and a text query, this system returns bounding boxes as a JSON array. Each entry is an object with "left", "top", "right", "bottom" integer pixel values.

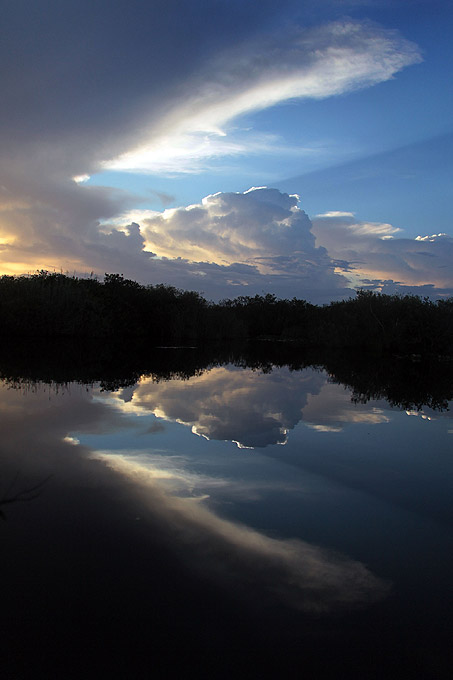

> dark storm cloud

[
  {"left": 1, "top": 0, "right": 286, "bottom": 265},
  {"left": 1, "top": 1, "right": 282, "bottom": 159}
]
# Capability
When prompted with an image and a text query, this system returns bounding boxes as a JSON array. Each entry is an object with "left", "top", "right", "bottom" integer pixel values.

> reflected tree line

[
  {"left": 0, "top": 337, "right": 452, "bottom": 413},
  {"left": 1, "top": 271, "right": 453, "bottom": 355},
  {"left": 321, "top": 351, "right": 453, "bottom": 411}
]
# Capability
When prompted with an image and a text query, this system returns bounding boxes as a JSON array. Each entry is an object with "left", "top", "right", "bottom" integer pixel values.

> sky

[{"left": 1, "top": 0, "right": 452, "bottom": 303}]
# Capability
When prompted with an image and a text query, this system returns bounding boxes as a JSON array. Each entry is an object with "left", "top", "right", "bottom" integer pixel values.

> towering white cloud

[{"left": 140, "top": 187, "right": 320, "bottom": 266}]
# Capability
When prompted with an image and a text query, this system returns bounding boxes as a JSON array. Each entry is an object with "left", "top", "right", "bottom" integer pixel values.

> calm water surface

[{"left": 1, "top": 350, "right": 453, "bottom": 678}]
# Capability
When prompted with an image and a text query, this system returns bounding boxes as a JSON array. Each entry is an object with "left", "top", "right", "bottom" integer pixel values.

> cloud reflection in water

[
  {"left": 92, "top": 450, "right": 389, "bottom": 613},
  {"left": 108, "top": 365, "right": 391, "bottom": 448}
]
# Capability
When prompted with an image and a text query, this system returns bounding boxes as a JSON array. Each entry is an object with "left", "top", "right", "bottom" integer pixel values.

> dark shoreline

[{"left": 0, "top": 272, "right": 452, "bottom": 354}]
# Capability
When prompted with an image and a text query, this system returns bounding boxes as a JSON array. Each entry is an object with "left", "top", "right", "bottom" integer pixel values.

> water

[{"left": 1, "top": 346, "right": 452, "bottom": 678}]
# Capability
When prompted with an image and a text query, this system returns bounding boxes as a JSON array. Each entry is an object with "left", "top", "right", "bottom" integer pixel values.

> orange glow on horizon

[{"left": 0, "top": 259, "right": 98, "bottom": 278}]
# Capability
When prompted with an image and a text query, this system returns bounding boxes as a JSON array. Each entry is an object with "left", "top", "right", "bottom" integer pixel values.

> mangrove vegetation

[{"left": 0, "top": 271, "right": 452, "bottom": 355}]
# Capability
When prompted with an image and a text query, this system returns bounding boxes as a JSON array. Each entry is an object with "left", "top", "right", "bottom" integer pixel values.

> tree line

[{"left": 0, "top": 271, "right": 452, "bottom": 354}]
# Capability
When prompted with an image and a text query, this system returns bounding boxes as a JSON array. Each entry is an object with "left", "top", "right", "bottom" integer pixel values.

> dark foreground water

[{"left": 1, "top": 344, "right": 453, "bottom": 678}]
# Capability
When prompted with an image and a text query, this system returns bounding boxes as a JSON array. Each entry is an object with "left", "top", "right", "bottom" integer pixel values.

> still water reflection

[{"left": 2, "top": 347, "right": 453, "bottom": 678}]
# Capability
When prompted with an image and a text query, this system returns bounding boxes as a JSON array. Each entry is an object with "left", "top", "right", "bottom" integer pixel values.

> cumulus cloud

[
  {"left": 141, "top": 187, "right": 325, "bottom": 268},
  {"left": 0, "top": 183, "right": 346, "bottom": 301},
  {"left": 0, "top": 185, "right": 349, "bottom": 303},
  {"left": 312, "top": 213, "right": 453, "bottom": 295}
]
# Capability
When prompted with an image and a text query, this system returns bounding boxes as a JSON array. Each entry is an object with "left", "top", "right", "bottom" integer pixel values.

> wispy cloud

[{"left": 104, "top": 20, "right": 421, "bottom": 175}]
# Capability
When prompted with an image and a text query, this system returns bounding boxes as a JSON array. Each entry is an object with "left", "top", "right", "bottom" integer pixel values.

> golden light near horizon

[{"left": 0, "top": 258, "right": 93, "bottom": 278}]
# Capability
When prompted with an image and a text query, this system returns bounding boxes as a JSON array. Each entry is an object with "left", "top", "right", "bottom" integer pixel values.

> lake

[{"left": 1, "top": 343, "right": 452, "bottom": 678}]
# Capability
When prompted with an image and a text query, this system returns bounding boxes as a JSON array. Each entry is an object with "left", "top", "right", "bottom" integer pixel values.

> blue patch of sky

[
  {"left": 277, "top": 132, "right": 453, "bottom": 236},
  {"left": 86, "top": 0, "right": 452, "bottom": 239}
]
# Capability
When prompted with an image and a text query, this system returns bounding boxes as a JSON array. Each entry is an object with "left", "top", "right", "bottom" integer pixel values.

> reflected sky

[
  {"left": 94, "top": 362, "right": 453, "bottom": 446},
  {"left": 121, "top": 365, "right": 323, "bottom": 447},
  {"left": 99, "top": 364, "right": 395, "bottom": 448},
  {"left": 0, "top": 374, "right": 387, "bottom": 613},
  {"left": 78, "top": 364, "right": 453, "bottom": 569},
  {"left": 68, "top": 364, "right": 453, "bottom": 581},
  {"left": 2, "top": 362, "right": 453, "bottom": 676}
]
